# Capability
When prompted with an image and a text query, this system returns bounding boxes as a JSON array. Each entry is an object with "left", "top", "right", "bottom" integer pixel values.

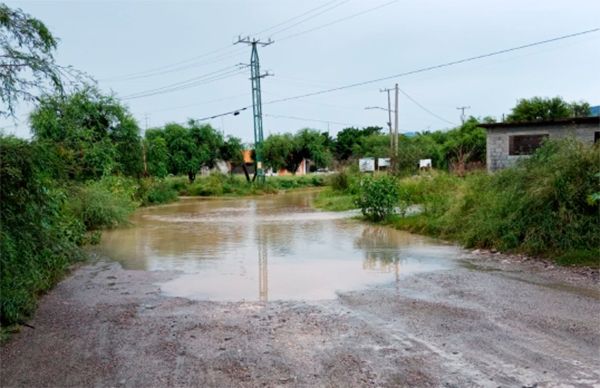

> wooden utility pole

[
  {"left": 457, "top": 105, "right": 470, "bottom": 125},
  {"left": 394, "top": 83, "right": 399, "bottom": 158},
  {"left": 379, "top": 87, "right": 394, "bottom": 150}
]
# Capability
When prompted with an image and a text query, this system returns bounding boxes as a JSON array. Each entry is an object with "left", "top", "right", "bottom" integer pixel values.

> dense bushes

[
  {"left": 447, "top": 139, "right": 599, "bottom": 257},
  {"left": 66, "top": 178, "right": 137, "bottom": 230},
  {"left": 1, "top": 137, "right": 85, "bottom": 325},
  {"left": 394, "top": 139, "right": 599, "bottom": 264},
  {"left": 0, "top": 137, "right": 150, "bottom": 325}
]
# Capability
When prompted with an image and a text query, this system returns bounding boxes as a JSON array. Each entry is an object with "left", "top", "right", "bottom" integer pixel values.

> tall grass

[
  {"left": 0, "top": 138, "right": 140, "bottom": 326},
  {"left": 393, "top": 139, "right": 600, "bottom": 265},
  {"left": 166, "top": 173, "right": 325, "bottom": 197}
]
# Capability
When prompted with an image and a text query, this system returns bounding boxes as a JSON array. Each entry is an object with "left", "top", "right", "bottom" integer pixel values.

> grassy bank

[
  {"left": 315, "top": 139, "right": 600, "bottom": 268},
  {"left": 161, "top": 173, "right": 326, "bottom": 198}
]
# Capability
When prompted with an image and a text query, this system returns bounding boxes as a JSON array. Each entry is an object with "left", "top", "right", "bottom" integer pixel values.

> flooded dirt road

[{"left": 2, "top": 192, "right": 599, "bottom": 387}]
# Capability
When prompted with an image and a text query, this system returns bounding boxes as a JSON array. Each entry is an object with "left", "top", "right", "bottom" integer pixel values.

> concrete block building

[{"left": 481, "top": 116, "right": 600, "bottom": 172}]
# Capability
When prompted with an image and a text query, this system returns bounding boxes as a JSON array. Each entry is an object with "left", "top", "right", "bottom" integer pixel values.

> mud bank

[{"left": 1, "top": 252, "right": 599, "bottom": 387}]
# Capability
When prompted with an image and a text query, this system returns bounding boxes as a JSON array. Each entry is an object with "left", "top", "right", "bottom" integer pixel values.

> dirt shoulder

[{"left": 1, "top": 252, "right": 599, "bottom": 387}]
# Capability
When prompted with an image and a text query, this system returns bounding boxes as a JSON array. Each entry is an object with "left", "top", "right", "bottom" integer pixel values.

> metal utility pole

[
  {"left": 235, "top": 36, "right": 273, "bottom": 184},
  {"left": 457, "top": 105, "right": 471, "bottom": 125}
]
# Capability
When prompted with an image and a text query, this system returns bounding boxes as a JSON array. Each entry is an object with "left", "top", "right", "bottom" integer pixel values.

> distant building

[
  {"left": 480, "top": 116, "right": 600, "bottom": 172},
  {"left": 231, "top": 150, "right": 309, "bottom": 176},
  {"left": 590, "top": 106, "right": 600, "bottom": 117}
]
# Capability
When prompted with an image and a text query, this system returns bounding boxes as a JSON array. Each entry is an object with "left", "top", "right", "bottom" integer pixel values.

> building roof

[{"left": 479, "top": 116, "right": 599, "bottom": 130}]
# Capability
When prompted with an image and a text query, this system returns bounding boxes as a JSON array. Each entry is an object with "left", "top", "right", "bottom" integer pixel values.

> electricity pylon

[{"left": 235, "top": 36, "right": 273, "bottom": 184}]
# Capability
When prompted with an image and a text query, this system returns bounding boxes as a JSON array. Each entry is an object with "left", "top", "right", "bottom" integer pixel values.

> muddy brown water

[{"left": 96, "top": 191, "right": 461, "bottom": 301}]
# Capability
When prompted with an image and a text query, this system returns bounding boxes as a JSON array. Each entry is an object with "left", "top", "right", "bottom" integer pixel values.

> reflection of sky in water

[{"left": 95, "top": 192, "right": 461, "bottom": 301}]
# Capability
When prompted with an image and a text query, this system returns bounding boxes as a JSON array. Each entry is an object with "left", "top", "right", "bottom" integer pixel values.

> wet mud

[{"left": 1, "top": 253, "right": 598, "bottom": 387}]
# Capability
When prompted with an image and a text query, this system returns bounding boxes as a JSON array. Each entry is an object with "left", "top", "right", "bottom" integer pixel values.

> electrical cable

[
  {"left": 264, "top": 113, "right": 361, "bottom": 127},
  {"left": 186, "top": 28, "right": 599, "bottom": 122},
  {"left": 397, "top": 88, "right": 457, "bottom": 125},
  {"left": 101, "top": 50, "right": 247, "bottom": 82},
  {"left": 121, "top": 69, "right": 245, "bottom": 100},
  {"left": 277, "top": 0, "right": 399, "bottom": 42},
  {"left": 253, "top": 0, "right": 343, "bottom": 36},
  {"left": 267, "top": 0, "right": 352, "bottom": 37},
  {"left": 264, "top": 28, "right": 600, "bottom": 105},
  {"left": 100, "top": 0, "right": 353, "bottom": 82}
]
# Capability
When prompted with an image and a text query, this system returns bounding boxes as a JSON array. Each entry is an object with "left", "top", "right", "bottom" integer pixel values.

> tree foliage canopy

[
  {"left": 507, "top": 96, "right": 591, "bottom": 122},
  {"left": 263, "top": 128, "right": 332, "bottom": 173},
  {"left": 30, "top": 87, "right": 143, "bottom": 180},
  {"left": 0, "top": 4, "right": 78, "bottom": 117},
  {"left": 145, "top": 121, "right": 227, "bottom": 182}
]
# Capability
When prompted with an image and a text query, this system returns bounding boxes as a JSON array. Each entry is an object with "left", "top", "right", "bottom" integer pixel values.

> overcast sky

[{"left": 2, "top": 0, "right": 599, "bottom": 142}]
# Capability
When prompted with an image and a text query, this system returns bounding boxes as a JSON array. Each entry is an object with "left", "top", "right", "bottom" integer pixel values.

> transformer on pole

[{"left": 235, "top": 36, "right": 273, "bottom": 184}]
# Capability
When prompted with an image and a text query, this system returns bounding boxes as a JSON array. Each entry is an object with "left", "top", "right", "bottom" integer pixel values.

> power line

[
  {"left": 100, "top": 0, "right": 352, "bottom": 82},
  {"left": 277, "top": 0, "right": 399, "bottom": 42},
  {"left": 398, "top": 89, "right": 457, "bottom": 126},
  {"left": 120, "top": 67, "right": 242, "bottom": 100},
  {"left": 188, "top": 28, "right": 599, "bottom": 123},
  {"left": 263, "top": 28, "right": 600, "bottom": 105},
  {"left": 122, "top": 65, "right": 237, "bottom": 96},
  {"left": 100, "top": 50, "right": 247, "bottom": 83},
  {"left": 121, "top": 69, "right": 245, "bottom": 100},
  {"left": 253, "top": 0, "right": 343, "bottom": 36},
  {"left": 151, "top": 93, "right": 250, "bottom": 113},
  {"left": 196, "top": 106, "right": 250, "bottom": 121},
  {"left": 264, "top": 113, "right": 361, "bottom": 127},
  {"left": 267, "top": 0, "right": 352, "bottom": 37},
  {"left": 100, "top": 46, "right": 241, "bottom": 82}
]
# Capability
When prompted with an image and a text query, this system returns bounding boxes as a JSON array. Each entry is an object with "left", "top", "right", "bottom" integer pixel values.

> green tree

[
  {"left": 441, "top": 117, "right": 486, "bottom": 175},
  {"left": 263, "top": 133, "right": 296, "bottom": 172},
  {"left": 334, "top": 126, "right": 382, "bottom": 160},
  {"left": 188, "top": 121, "right": 224, "bottom": 169},
  {"left": 296, "top": 128, "right": 332, "bottom": 170},
  {"left": 507, "top": 96, "right": 590, "bottom": 122},
  {"left": 351, "top": 133, "right": 389, "bottom": 158},
  {"left": 163, "top": 123, "right": 198, "bottom": 182},
  {"left": 0, "top": 4, "right": 78, "bottom": 117},
  {"left": 30, "top": 87, "right": 143, "bottom": 180},
  {"left": 144, "top": 129, "right": 169, "bottom": 178},
  {"left": 220, "top": 135, "right": 250, "bottom": 181}
]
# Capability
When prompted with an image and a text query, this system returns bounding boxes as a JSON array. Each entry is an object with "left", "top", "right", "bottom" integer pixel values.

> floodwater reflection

[{"left": 95, "top": 192, "right": 461, "bottom": 301}]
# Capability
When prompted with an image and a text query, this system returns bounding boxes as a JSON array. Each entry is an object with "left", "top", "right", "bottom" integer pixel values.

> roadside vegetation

[{"left": 317, "top": 139, "right": 600, "bottom": 268}]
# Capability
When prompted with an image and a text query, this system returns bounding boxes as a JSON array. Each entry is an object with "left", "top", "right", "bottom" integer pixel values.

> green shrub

[
  {"left": 0, "top": 137, "right": 85, "bottom": 325},
  {"left": 329, "top": 170, "right": 350, "bottom": 191},
  {"left": 355, "top": 174, "right": 399, "bottom": 221},
  {"left": 144, "top": 180, "right": 178, "bottom": 205},
  {"left": 165, "top": 176, "right": 189, "bottom": 195},
  {"left": 66, "top": 178, "right": 137, "bottom": 230},
  {"left": 393, "top": 138, "right": 600, "bottom": 261},
  {"left": 455, "top": 138, "right": 599, "bottom": 255}
]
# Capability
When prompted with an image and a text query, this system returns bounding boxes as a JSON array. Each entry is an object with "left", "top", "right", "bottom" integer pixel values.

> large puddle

[{"left": 96, "top": 191, "right": 461, "bottom": 301}]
